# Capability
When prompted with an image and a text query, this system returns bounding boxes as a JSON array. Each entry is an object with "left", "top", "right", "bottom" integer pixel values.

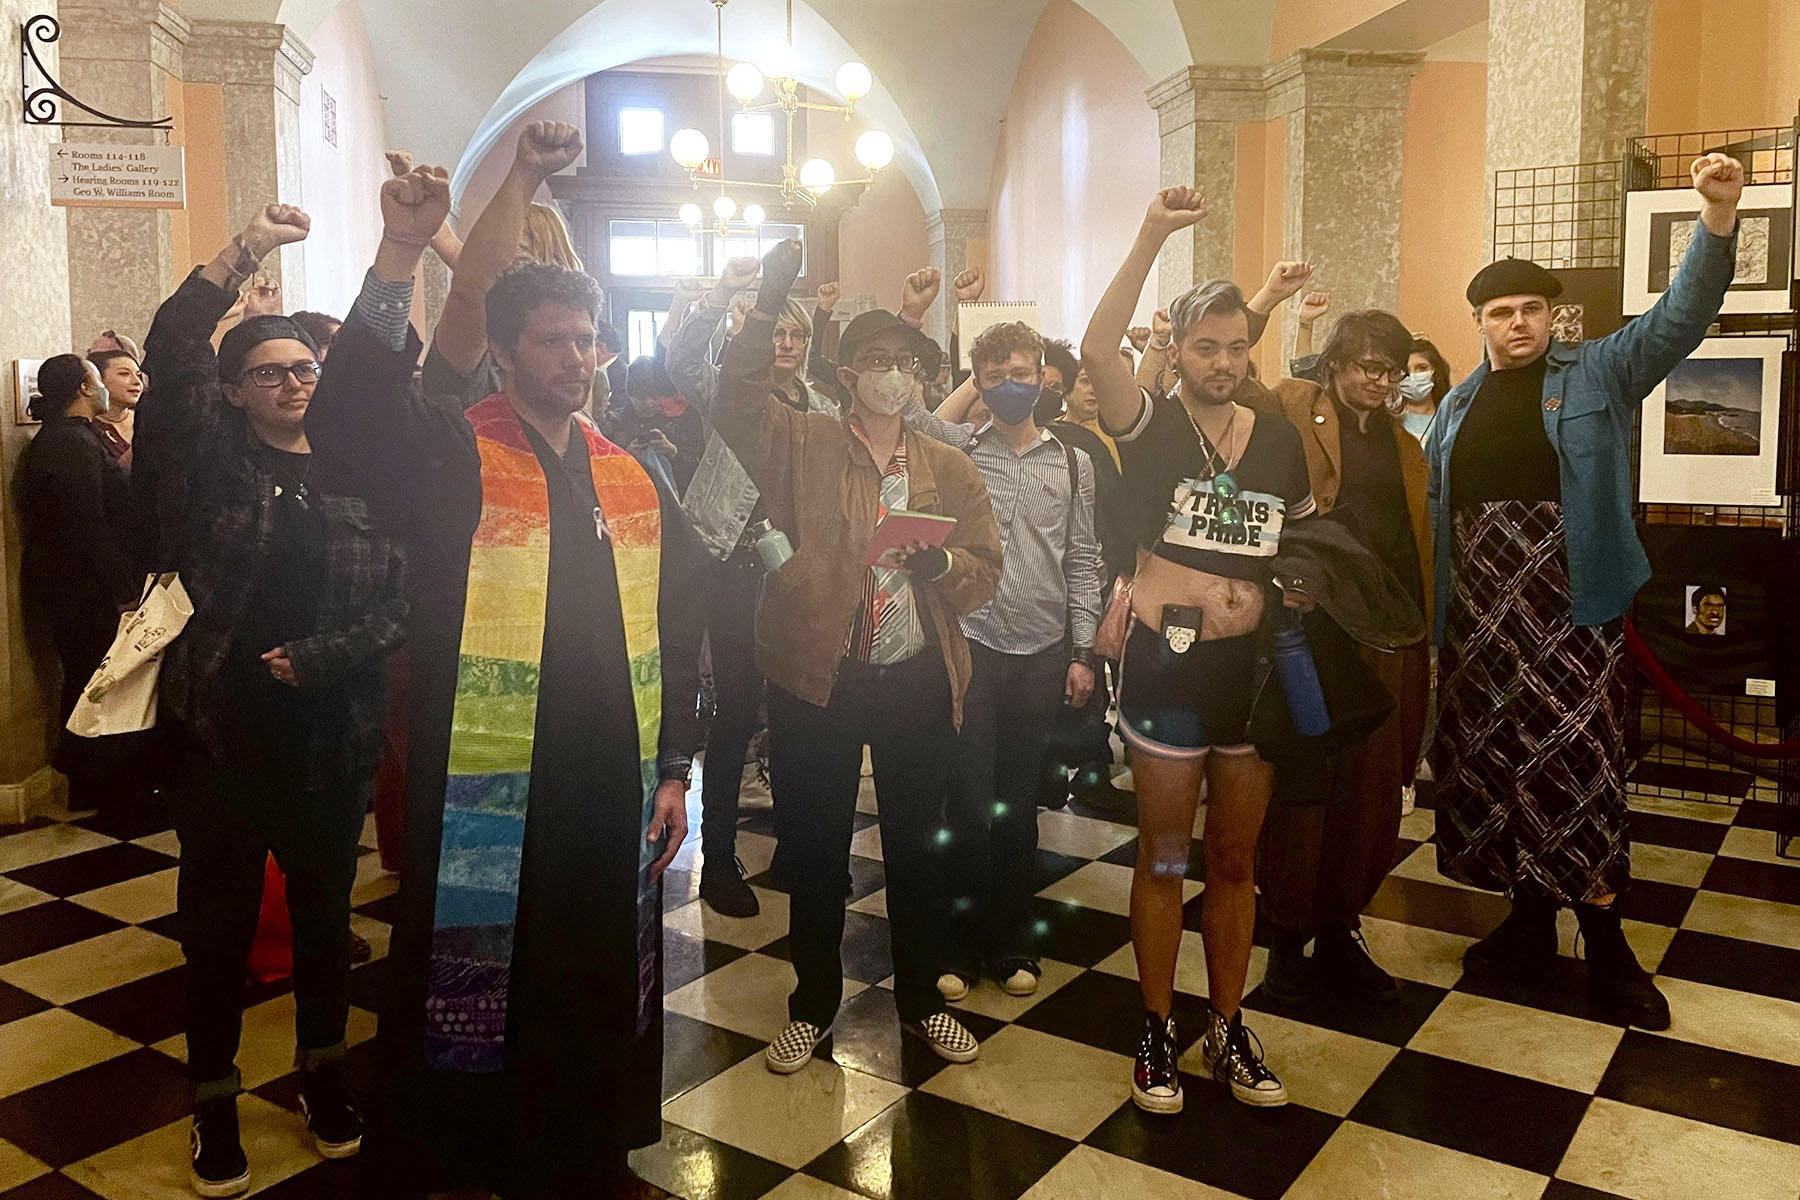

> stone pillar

[
  {"left": 925, "top": 208, "right": 988, "bottom": 347},
  {"left": 186, "top": 20, "right": 314, "bottom": 309},
  {"left": 57, "top": 0, "right": 189, "bottom": 345},
  {"left": 1488, "top": 0, "right": 1651, "bottom": 174},
  {"left": 1146, "top": 65, "right": 1265, "bottom": 304},
  {"left": 1266, "top": 50, "right": 1422, "bottom": 361}
]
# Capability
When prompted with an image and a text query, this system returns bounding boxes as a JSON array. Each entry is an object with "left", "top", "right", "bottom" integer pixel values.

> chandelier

[{"left": 670, "top": 0, "right": 895, "bottom": 235}]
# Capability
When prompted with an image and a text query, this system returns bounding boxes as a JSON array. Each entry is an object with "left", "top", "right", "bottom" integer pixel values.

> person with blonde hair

[{"left": 521, "top": 201, "right": 583, "bottom": 273}]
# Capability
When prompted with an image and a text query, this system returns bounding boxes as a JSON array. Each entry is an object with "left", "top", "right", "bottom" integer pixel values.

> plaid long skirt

[{"left": 1431, "top": 501, "right": 1632, "bottom": 904}]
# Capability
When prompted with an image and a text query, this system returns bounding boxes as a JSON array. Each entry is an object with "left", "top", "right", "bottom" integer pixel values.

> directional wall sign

[{"left": 49, "top": 143, "right": 186, "bottom": 210}]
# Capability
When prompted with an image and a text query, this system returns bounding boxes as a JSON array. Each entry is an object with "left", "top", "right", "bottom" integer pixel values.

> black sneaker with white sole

[
  {"left": 1200, "top": 1008, "right": 1288, "bottom": 1107},
  {"left": 1131, "top": 1011, "right": 1184, "bottom": 1115},
  {"left": 905, "top": 1011, "right": 980, "bottom": 1063},
  {"left": 190, "top": 1095, "right": 250, "bottom": 1198},
  {"left": 298, "top": 1063, "right": 363, "bottom": 1159},
  {"left": 766, "top": 1020, "right": 830, "bottom": 1074}
]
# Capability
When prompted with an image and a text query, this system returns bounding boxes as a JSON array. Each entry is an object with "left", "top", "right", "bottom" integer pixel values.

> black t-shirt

[
  {"left": 1113, "top": 388, "right": 1315, "bottom": 582},
  {"left": 1334, "top": 402, "right": 1423, "bottom": 606},
  {"left": 1449, "top": 355, "right": 1561, "bottom": 508}
]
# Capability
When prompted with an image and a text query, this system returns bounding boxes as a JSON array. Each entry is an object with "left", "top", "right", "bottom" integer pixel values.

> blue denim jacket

[{"left": 1426, "top": 221, "right": 1738, "bottom": 638}]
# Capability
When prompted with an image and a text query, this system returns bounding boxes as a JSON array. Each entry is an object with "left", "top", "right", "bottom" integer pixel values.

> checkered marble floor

[{"left": 0, "top": 761, "right": 1796, "bottom": 1200}]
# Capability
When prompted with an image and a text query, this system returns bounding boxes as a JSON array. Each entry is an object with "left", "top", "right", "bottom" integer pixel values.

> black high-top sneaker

[
  {"left": 1575, "top": 903, "right": 1671, "bottom": 1030},
  {"left": 1315, "top": 927, "right": 1398, "bottom": 995},
  {"left": 298, "top": 1061, "right": 364, "bottom": 1159},
  {"left": 190, "top": 1094, "right": 250, "bottom": 1197},
  {"left": 1462, "top": 896, "right": 1558, "bottom": 980},
  {"left": 700, "top": 855, "right": 761, "bottom": 918},
  {"left": 1131, "top": 1011, "right": 1184, "bottom": 1114},
  {"left": 1261, "top": 927, "right": 1317, "bottom": 1005}
]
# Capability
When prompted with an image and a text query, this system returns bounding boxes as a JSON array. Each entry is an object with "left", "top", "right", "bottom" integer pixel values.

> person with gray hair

[{"left": 1081, "top": 187, "right": 1315, "bottom": 1115}]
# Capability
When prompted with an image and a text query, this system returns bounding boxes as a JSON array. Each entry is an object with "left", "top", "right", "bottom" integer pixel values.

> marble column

[
  {"left": 1488, "top": 0, "right": 1651, "bottom": 174},
  {"left": 925, "top": 207, "right": 988, "bottom": 347},
  {"left": 1146, "top": 65, "right": 1266, "bottom": 304},
  {"left": 186, "top": 20, "right": 314, "bottom": 310},
  {"left": 1266, "top": 50, "right": 1423, "bottom": 362},
  {"left": 56, "top": 0, "right": 189, "bottom": 345}
]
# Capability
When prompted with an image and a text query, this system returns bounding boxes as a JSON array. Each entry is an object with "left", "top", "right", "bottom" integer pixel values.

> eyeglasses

[
  {"left": 241, "top": 361, "right": 322, "bottom": 388},
  {"left": 1348, "top": 359, "right": 1407, "bottom": 385},
  {"left": 773, "top": 327, "right": 811, "bottom": 345},
  {"left": 857, "top": 351, "right": 919, "bottom": 373}
]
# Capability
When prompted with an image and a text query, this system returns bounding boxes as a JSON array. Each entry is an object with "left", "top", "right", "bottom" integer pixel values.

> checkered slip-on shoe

[
  {"left": 905, "top": 1011, "right": 980, "bottom": 1064},
  {"left": 765, "top": 1020, "right": 830, "bottom": 1074}
]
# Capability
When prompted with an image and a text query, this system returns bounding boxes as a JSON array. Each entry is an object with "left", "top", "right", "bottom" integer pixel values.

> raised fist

[
  {"left": 1691, "top": 153, "right": 1746, "bottom": 207},
  {"left": 384, "top": 150, "right": 414, "bottom": 178},
  {"left": 1297, "top": 291, "right": 1331, "bottom": 327},
  {"left": 1262, "top": 260, "right": 1315, "bottom": 305},
  {"left": 514, "top": 121, "right": 583, "bottom": 182},
  {"left": 816, "top": 281, "right": 842, "bottom": 313},
  {"left": 1126, "top": 326, "right": 1152, "bottom": 353},
  {"left": 954, "top": 267, "right": 986, "bottom": 304},
  {"left": 672, "top": 277, "right": 707, "bottom": 304},
  {"left": 244, "top": 276, "right": 283, "bottom": 317},
  {"left": 901, "top": 267, "right": 941, "bottom": 321},
  {"left": 758, "top": 239, "right": 805, "bottom": 309},
  {"left": 241, "top": 204, "right": 311, "bottom": 259},
  {"left": 1145, "top": 187, "right": 1207, "bottom": 236},
  {"left": 381, "top": 164, "right": 451, "bottom": 243},
  {"left": 711, "top": 256, "right": 761, "bottom": 305},
  {"left": 1151, "top": 306, "right": 1172, "bottom": 345}
]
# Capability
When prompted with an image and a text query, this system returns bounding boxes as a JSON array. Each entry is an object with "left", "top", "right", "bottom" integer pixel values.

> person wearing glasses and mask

[
  {"left": 1260, "top": 311, "right": 1431, "bottom": 1004},
  {"left": 137, "top": 202, "right": 407, "bottom": 1194},
  {"left": 714, "top": 240, "right": 1003, "bottom": 1075}
]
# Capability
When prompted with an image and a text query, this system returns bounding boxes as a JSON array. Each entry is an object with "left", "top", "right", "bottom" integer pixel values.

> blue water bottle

[{"left": 1273, "top": 612, "right": 1331, "bottom": 737}]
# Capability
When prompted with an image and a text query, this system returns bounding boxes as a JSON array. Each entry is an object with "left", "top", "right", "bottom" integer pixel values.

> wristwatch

[{"left": 1071, "top": 646, "right": 1096, "bottom": 669}]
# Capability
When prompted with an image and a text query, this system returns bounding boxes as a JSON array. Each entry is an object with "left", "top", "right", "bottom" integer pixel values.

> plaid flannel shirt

[{"left": 135, "top": 269, "right": 407, "bottom": 787}]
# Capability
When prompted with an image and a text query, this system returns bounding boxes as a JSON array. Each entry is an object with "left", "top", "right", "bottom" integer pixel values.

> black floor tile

[
  {"left": 0, "top": 1175, "right": 107, "bottom": 1200},
  {"left": 1064, "top": 790, "right": 1139, "bottom": 826},
  {"left": 248, "top": 1160, "right": 362, "bottom": 1199},
  {"left": 1029, "top": 848, "right": 1092, "bottom": 891},
  {"left": 1015, "top": 970, "right": 1210, "bottom": 1058},
  {"left": 661, "top": 1011, "right": 763, "bottom": 1104},
  {"left": 660, "top": 867, "right": 700, "bottom": 911},
  {"left": 825, "top": 984, "right": 979, "bottom": 1088},
  {"left": 1100, "top": 838, "right": 1206, "bottom": 881},
  {"left": 761, "top": 910, "right": 894, "bottom": 985},
  {"left": 1656, "top": 929, "right": 1800, "bottom": 1004},
  {"left": 1612, "top": 877, "right": 1696, "bottom": 927},
  {"left": 1020, "top": 896, "right": 1133, "bottom": 967},
  {"left": 1732, "top": 799, "right": 1787, "bottom": 832},
  {"left": 71, "top": 802, "right": 174, "bottom": 842},
  {"left": 138, "top": 911, "right": 184, "bottom": 943},
  {"left": 1361, "top": 874, "right": 1512, "bottom": 940},
  {"left": 1454, "top": 955, "right": 1634, "bottom": 1026},
  {"left": 807, "top": 1091, "right": 1073, "bottom": 1200},
  {"left": 0, "top": 1048, "right": 193, "bottom": 1167},
  {"left": 636, "top": 1120, "right": 793, "bottom": 1200},
  {"left": 66, "top": 966, "right": 188, "bottom": 1044},
  {"left": 1541, "top": 1181, "right": 1632, "bottom": 1199},
  {"left": 1597, "top": 1030, "right": 1800, "bottom": 1145},
  {"left": 2, "top": 843, "right": 176, "bottom": 898},
  {"left": 663, "top": 930, "right": 747, "bottom": 995},
  {"left": 349, "top": 956, "right": 394, "bottom": 1013},
  {"left": 1246, "top": 978, "right": 1451, "bottom": 1046},
  {"left": 0, "top": 901, "right": 124, "bottom": 967},
  {"left": 1628, "top": 761, "right": 1752, "bottom": 798},
  {"left": 1629, "top": 811, "right": 1730, "bottom": 854},
  {"left": 1701, "top": 854, "right": 1800, "bottom": 907},
  {"left": 352, "top": 890, "right": 401, "bottom": 927},
  {"left": 1084, "top": 1078, "right": 1340, "bottom": 1200},
  {"left": 0, "top": 980, "right": 51, "bottom": 1026},
  {"left": 1348, "top": 1050, "right": 1591, "bottom": 1174},
  {"left": 1391, "top": 837, "right": 1423, "bottom": 871},
  {"left": 847, "top": 854, "right": 885, "bottom": 901}
]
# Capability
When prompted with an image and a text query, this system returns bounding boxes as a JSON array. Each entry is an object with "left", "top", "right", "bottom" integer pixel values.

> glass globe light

[
  {"left": 854, "top": 130, "right": 895, "bottom": 171},
  {"left": 726, "top": 62, "right": 765, "bottom": 103},
  {"left": 679, "top": 203, "right": 703, "bottom": 227},
  {"left": 799, "top": 158, "right": 836, "bottom": 195},
  {"left": 743, "top": 204, "right": 766, "bottom": 227},
  {"left": 836, "top": 61, "right": 873, "bottom": 102},
  {"left": 670, "top": 128, "right": 710, "bottom": 170},
  {"left": 713, "top": 194, "right": 738, "bottom": 221},
  {"left": 762, "top": 41, "right": 797, "bottom": 82}
]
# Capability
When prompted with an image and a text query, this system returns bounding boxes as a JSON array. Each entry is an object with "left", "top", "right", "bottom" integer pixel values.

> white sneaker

[
  {"left": 1002, "top": 967, "right": 1039, "bottom": 997},
  {"left": 765, "top": 1020, "right": 829, "bottom": 1074},
  {"left": 936, "top": 972, "right": 970, "bottom": 1002},
  {"left": 1401, "top": 785, "right": 1416, "bottom": 816},
  {"left": 907, "top": 1012, "right": 980, "bottom": 1063}
]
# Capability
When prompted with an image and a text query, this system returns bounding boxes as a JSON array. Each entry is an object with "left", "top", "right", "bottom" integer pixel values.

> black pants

[
  {"left": 768, "top": 655, "right": 955, "bottom": 1027},
  {"left": 173, "top": 747, "right": 370, "bottom": 1092},
  {"left": 949, "top": 643, "right": 1066, "bottom": 971},
  {"left": 700, "top": 551, "right": 766, "bottom": 865}
]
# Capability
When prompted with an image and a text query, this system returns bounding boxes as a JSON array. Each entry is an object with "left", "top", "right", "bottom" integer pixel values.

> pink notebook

[{"left": 862, "top": 509, "right": 958, "bottom": 567}]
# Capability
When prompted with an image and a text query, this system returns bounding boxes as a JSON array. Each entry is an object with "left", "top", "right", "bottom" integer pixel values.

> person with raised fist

[
  {"left": 1429, "top": 153, "right": 1747, "bottom": 1032},
  {"left": 713, "top": 239, "right": 1002, "bottom": 1076},
  {"left": 136, "top": 195, "right": 410, "bottom": 1195},
  {"left": 1082, "top": 187, "right": 1314, "bottom": 1116}
]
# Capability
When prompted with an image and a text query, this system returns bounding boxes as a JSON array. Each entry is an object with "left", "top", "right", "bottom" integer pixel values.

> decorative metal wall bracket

[{"left": 20, "top": 14, "right": 173, "bottom": 131}]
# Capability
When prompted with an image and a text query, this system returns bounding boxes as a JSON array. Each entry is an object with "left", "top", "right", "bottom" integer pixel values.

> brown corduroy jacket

[{"left": 713, "top": 311, "right": 1002, "bottom": 728}]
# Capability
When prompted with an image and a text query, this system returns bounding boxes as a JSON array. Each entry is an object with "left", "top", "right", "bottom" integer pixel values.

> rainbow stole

[{"left": 424, "top": 394, "right": 662, "bottom": 1073}]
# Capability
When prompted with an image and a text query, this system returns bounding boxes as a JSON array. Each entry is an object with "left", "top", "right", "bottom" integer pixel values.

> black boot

[
  {"left": 1463, "top": 896, "right": 1558, "bottom": 981},
  {"left": 190, "top": 1094, "right": 250, "bottom": 1197},
  {"left": 1261, "top": 928, "right": 1317, "bottom": 1005},
  {"left": 701, "top": 855, "right": 761, "bottom": 918},
  {"left": 1575, "top": 902, "right": 1671, "bottom": 1030},
  {"left": 1314, "top": 926, "right": 1397, "bottom": 995},
  {"left": 298, "top": 1060, "right": 363, "bottom": 1159}
]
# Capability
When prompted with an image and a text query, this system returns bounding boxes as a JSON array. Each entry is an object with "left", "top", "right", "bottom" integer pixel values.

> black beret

[
  {"left": 1466, "top": 258, "right": 1564, "bottom": 308},
  {"left": 219, "top": 315, "right": 318, "bottom": 383}
]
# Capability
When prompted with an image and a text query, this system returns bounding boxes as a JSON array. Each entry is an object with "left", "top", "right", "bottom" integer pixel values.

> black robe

[{"left": 306, "top": 319, "right": 672, "bottom": 1196}]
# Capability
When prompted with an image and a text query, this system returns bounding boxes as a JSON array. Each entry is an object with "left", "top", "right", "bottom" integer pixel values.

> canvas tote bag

[{"left": 65, "top": 573, "right": 193, "bottom": 738}]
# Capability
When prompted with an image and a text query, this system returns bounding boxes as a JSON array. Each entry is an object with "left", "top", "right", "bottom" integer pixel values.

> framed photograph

[
  {"left": 1684, "top": 584, "right": 1728, "bottom": 637},
  {"left": 1639, "top": 336, "right": 1787, "bottom": 506},
  {"left": 1550, "top": 267, "right": 1625, "bottom": 342},
  {"left": 1638, "top": 525, "right": 1796, "bottom": 698},
  {"left": 12, "top": 359, "right": 42, "bottom": 426},
  {"left": 1623, "top": 183, "right": 1793, "bottom": 315}
]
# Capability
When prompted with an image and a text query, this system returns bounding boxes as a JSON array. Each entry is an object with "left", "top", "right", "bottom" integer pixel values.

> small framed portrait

[
  {"left": 1624, "top": 183, "right": 1794, "bottom": 316},
  {"left": 12, "top": 359, "right": 42, "bottom": 426},
  {"left": 1684, "top": 584, "right": 1728, "bottom": 637}
]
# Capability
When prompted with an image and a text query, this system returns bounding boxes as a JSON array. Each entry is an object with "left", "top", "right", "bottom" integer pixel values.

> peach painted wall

[
  {"left": 987, "top": 0, "right": 1161, "bottom": 341},
  {"left": 1650, "top": 0, "right": 1800, "bottom": 131},
  {"left": 164, "top": 74, "right": 189, "bottom": 279},
  {"left": 1397, "top": 60, "right": 1486, "bottom": 378},
  {"left": 454, "top": 82, "right": 588, "bottom": 234},
  {"left": 181, "top": 82, "right": 229, "bottom": 273},
  {"left": 299, "top": 0, "right": 393, "bottom": 318},
  {"left": 1269, "top": 0, "right": 1398, "bottom": 59},
  {"left": 838, "top": 171, "right": 930, "bottom": 308}
]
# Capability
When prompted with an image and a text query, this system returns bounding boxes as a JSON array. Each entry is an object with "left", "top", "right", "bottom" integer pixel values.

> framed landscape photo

[
  {"left": 1623, "top": 183, "right": 1794, "bottom": 315},
  {"left": 1639, "top": 336, "right": 1787, "bottom": 506}
]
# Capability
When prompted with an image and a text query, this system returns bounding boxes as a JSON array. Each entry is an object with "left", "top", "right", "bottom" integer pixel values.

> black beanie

[{"left": 218, "top": 315, "right": 318, "bottom": 383}]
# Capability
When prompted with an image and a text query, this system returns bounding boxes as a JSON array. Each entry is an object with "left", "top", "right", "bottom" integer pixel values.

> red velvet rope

[{"left": 1622, "top": 618, "right": 1800, "bottom": 760}]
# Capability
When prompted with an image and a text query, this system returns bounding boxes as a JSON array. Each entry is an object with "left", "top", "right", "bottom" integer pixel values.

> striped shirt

[{"left": 845, "top": 426, "right": 925, "bottom": 665}]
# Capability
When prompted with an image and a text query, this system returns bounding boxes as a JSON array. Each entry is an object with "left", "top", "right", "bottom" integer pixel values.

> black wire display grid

[{"left": 1492, "top": 161, "right": 1624, "bottom": 268}]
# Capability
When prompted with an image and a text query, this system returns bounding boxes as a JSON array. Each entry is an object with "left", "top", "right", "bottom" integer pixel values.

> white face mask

[
  {"left": 1399, "top": 371, "right": 1435, "bottom": 403},
  {"left": 855, "top": 366, "right": 914, "bottom": 416}
]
